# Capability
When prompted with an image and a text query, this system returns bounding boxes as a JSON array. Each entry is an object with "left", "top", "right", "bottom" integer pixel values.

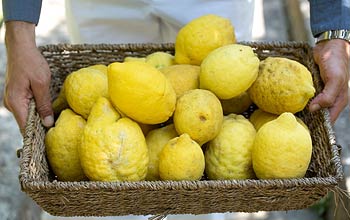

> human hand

[
  {"left": 309, "top": 39, "right": 350, "bottom": 124},
  {"left": 3, "top": 21, "right": 54, "bottom": 134}
]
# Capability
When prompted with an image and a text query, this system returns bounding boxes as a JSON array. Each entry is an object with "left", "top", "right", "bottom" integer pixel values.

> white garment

[{"left": 65, "top": 0, "right": 255, "bottom": 44}]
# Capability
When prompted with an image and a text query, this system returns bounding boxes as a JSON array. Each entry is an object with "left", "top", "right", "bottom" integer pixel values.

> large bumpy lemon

[
  {"left": 158, "top": 133, "right": 205, "bottom": 181},
  {"left": 160, "top": 64, "right": 200, "bottom": 98},
  {"left": 146, "top": 52, "right": 175, "bottom": 69},
  {"left": 80, "top": 97, "right": 149, "bottom": 181},
  {"left": 174, "top": 89, "right": 223, "bottom": 145},
  {"left": 65, "top": 67, "right": 108, "bottom": 119},
  {"left": 175, "top": 14, "right": 236, "bottom": 65},
  {"left": 248, "top": 57, "right": 315, "bottom": 114},
  {"left": 205, "top": 114, "right": 256, "bottom": 180},
  {"left": 88, "top": 64, "right": 108, "bottom": 75},
  {"left": 124, "top": 56, "right": 146, "bottom": 63},
  {"left": 200, "top": 44, "right": 259, "bottom": 99},
  {"left": 45, "top": 109, "right": 87, "bottom": 181},
  {"left": 145, "top": 124, "right": 178, "bottom": 180},
  {"left": 250, "top": 109, "right": 309, "bottom": 131},
  {"left": 108, "top": 62, "right": 176, "bottom": 124},
  {"left": 252, "top": 112, "right": 312, "bottom": 179},
  {"left": 220, "top": 92, "right": 252, "bottom": 115}
]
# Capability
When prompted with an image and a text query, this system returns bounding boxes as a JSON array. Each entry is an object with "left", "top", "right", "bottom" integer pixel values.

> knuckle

[
  {"left": 321, "top": 95, "right": 336, "bottom": 107},
  {"left": 32, "top": 71, "right": 51, "bottom": 86},
  {"left": 36, "top": 101, "right": 52, "bottom": 116}
]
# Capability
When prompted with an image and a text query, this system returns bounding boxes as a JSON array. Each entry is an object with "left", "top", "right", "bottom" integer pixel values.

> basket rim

[
  {"left": 37, "top": 41, "right": 313, "bottom": 53},
  {"left": 20, "top": 176, "right": 339, "bottom": 192}
]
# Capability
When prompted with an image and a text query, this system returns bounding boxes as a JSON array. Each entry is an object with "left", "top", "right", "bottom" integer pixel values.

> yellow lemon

[
  {"left": 146, "top": 52, "right": 175, "bottom": 69},
  {"left": 173, "top": 89, "right": 223, "bottom": 145},
  {"left": 248, "top": 57, "right": 315, "bottom": 114},
  {"left": 124, "top": 56, "right": 146, "bottom": 63},
  {"left": 249, "top": 109, "right": 279, "bottom": 131},
  {"left": 175, "top": 14, "right": 236, "bottom": 65},
  {"left": 145, "top": 124, "right": 178, "bottom": 180},
  {"left": 205, "top": 114, "right": 256, "bottom": 180},
  {"left": 80, "top": 97, "right": 149, "bottom": 181},
  {"left": 160, "top": 64, "right": 200, "bottom": 98},
  {"left": 220, "top": 92, "right": 252, "bottom": 115},
  {"left": 158, "top": 133, "right": 205, "bottom": 181},
  {"left": 108, "top": 62, "right": 176, "bottom": 124},
  {"left": 88, "top": 64, "right": 108, "bottom": 75},
  {"left": 65, "top": 67, "right": 108, "bottom": 119},
  {"left": 252, "top": 112, "right": 312, "bottom": 179},
  {"left": 45, "top": 109, "right": 87, "bottom": 181},
  {"left": 250, "top": 109, "right": 309, "bottom": 131},
  {"left": 200, "top": 44, "right": 259, "bottom": 99}
]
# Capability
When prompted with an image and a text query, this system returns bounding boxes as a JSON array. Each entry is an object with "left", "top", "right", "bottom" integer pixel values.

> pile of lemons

[{"left": 45, "top": 14, "right": 315, "bottom": 182}]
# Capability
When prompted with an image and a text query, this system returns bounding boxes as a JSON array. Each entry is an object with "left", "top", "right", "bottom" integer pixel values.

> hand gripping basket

[{"left": 19, "top": 42, "right": 344, "bottom": 217}]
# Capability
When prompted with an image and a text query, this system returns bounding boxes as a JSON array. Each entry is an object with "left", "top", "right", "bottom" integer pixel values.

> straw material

[{"left": 19, "top": 42, "right": 343, "bottom": 217}]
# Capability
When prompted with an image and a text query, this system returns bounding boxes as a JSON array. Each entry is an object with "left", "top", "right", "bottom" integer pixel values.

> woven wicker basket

[{"left": 19, "top": 42, "right": 343, "bottom": 217}]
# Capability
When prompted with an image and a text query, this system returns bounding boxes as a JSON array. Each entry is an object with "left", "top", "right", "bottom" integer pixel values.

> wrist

[
  {"left": 5, "top": 21, "right": 37, "bottom": 51},
  {"left": 315, "top": 30, "right": 350, "bottom": 45}
]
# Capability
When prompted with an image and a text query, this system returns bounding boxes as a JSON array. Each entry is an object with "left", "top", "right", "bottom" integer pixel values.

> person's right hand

[{"left": 4, "top": 21, "right": 54, "bottom": 134}]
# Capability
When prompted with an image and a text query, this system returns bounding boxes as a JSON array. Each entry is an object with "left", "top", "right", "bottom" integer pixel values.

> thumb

[{"left": 31, "top": 81, "right": 54, "bottom": 128}]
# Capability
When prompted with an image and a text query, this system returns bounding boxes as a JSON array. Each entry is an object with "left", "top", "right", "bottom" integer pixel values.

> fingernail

[
  {"left": 310, "top": 104, "right": 321, "bottom": 112},
  {"left": 42, "top": 115, "right": 54, "bottom": 127}
]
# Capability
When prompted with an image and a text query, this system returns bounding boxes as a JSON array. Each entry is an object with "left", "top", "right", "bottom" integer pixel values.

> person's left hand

[{"left": 309, "top": 39, "right": 350, "bottom": 124}]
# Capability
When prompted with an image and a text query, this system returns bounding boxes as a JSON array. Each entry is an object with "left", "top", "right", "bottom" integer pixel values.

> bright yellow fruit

[
  {"left": 145, "top": 124, "right": 178, "bottom": 180},
  {"left": 160, "top": 64, "right": 200, "bottom": 98},
  {"left": 65, "top": 67, "right": 108, "bottom": 119},
  {"left": 249, "top": 109, "right": 279, "bottom": 131},
  {"left": 220, "top": 92, "right": 252, "bottom": 115},
  {"left": 159, "top": 133, "right": 205, "bottom": 181},
  {"left": 88, "top": 64, "right": 108, "bottom": 75},
  {"left": 250, "top": 109, "right": 309, "bottom": 131},
  {"left": 108, "top": 62, "right": 176, "bottom": 124},
  {"left": 124, "top": 56, "right": 146, "bottom": 63},
  {"left": 248, "top": 57, "right": 315, "bottom": 114},
  {"left": 205, "top": 114, "right": 256, "bottom": 180},
  {"left": 52, "top": 83, "right": 69, "bottom": 115},
  {"left": 146, "top": 52, "right": 175, "bottom": 69},
  {"left": 173, "top": 89, "right": 223, "bottom": 145},
  {"left": 200, "top": 44, "right": 259, "bottom": 99},
  {"left": 53, "top": 64, "right": 107, "bottom": 116},
  {"left": 80, "top": 97, "right": 149, "bottom": 181},
  {"left": 175, "top": 14, "right": 236, "bottom": 65},
  {"left": 45, "top": 109, "right": 87, "bottom": 181},
  {"left": 252, "top": 112, "right": 312, "bottom": 179},
  {"left": 86, "top": 96, "right": 121, "bottom": 124}
]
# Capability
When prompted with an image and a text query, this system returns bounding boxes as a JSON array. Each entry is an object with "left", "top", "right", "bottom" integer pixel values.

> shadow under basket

[{"left": 19, "top": 42, "right": 343, "bottom": 217}]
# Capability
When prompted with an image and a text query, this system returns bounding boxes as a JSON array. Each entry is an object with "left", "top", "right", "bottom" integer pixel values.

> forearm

[
  {"left": 2, "top": 0, "right": 43, "bottom": 25},
  {"left": 309, "top": 0, "right": 350, "bottom": 37}
]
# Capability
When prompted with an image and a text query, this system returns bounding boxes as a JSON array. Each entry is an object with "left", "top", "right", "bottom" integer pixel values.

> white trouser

[{"left": 65, "top": 0, "right": 255, "bottom": 44}]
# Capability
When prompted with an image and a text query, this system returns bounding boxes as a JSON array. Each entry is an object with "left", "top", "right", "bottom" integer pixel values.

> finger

[
  {"left": 31, "top": 76, "right": 54, "bottom": 128},
  {"left": 6, "top": 94, "right": 31, "bottom": 134},
  {"left": 328, "top": 85, "right": 348, "bottom": 124},
  {"left": 309, "top": 77, "right": 344, "bottom": 112}
]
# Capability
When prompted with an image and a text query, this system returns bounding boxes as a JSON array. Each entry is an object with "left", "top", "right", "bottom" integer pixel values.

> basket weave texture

[{"left": 19, "top": 42, "right": 343, "bottom": 217}]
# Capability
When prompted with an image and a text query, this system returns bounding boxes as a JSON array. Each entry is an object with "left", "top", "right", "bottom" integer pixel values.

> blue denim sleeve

[
  {"left": 310, "top": 0, "right": 350, "bottom": 37},
  {"left": 2, "top": 0, "right": 43, "bottom": 25}
]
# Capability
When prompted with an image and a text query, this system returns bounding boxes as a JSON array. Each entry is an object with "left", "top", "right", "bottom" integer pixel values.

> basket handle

[
  {"left": 148, "top": 214, "right": 168, "bottom": 220},
  {"left": 16, "top": 148, "right": 23, "bottom": 158}
]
